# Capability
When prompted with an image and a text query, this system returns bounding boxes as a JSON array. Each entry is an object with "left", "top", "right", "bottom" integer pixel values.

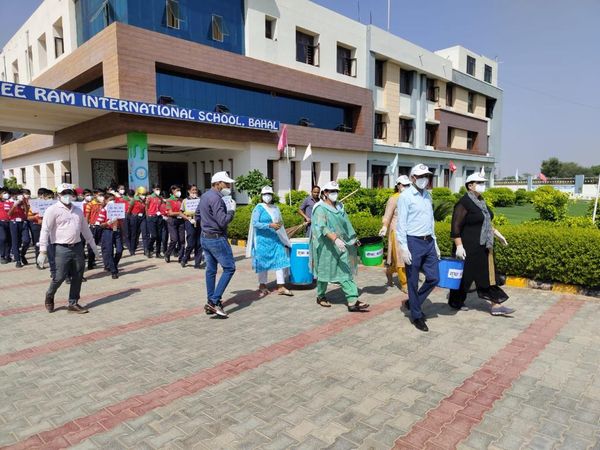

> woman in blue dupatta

[{"left": 246, "top": 186, "right": 293, "bottom": 297}]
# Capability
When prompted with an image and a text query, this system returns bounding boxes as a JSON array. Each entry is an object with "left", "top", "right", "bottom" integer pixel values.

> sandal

[
  {"left": 258, "top": 285, "right": 270, "bottom": 297},
  {"left": 277, "top": 287, "right": 294, "bottom": 296},
  {"left": 347, "top": 300, "right": 370, "bottom": 312},
  {"left": 316, "top": 296, "right": 331, "bottom": 307}
]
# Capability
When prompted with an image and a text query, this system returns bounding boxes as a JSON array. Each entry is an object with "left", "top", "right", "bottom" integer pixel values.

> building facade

[{"left": 0, "top": 0, "right": 503, "bottom": 199}]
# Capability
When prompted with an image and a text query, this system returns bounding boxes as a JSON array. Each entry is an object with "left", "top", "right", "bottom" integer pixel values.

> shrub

[
  {"left": 349, "top": 214, "right": 381, "bottom": 239},
  {"left": 234, "top": 170, "right": 272, "bottom": 198},
  {"left": 454, "top": 186, "right": 467, "bottom": 202},
  {"left": 250, "top": 193, "right": 280, "bottom": 205},
  {"left": 227, "top": 204, "right": 304, "bottom": 240},
  {"left": 532, "top": 186, "right": 569, "bottom": 221},
  {"left": 284, "top": 190, "right": 309, "bottom": 208},
  {"left": 514, "top": 188, "right": 531, "bottom": 206},
  {"left": 483, "top": 187, "right": 516, "bottom": 207},
  {"left": 431, "top": 187, "right": 455, "bottom": 203},
  {"left": 432, "top": 199, "right": 454, "bottom": 222},
  {"left": 492, "top": 214, "right": 509, "bottom": 226}
]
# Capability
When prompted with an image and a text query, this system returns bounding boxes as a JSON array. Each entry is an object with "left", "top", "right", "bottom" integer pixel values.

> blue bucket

[
  {"left": 289, "top": 238, "right": 313, "bottom": 285},
  {"left": 437, "top": 258, "right": 465, "bottom": 289}
]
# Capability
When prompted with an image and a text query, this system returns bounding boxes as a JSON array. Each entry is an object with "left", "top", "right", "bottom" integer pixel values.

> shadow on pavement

[{"left": 84, "top": 288, "right": 142, "bottom": 309}]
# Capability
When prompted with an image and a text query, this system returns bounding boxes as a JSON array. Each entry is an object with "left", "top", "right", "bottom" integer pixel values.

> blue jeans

[
  {"left": 405, "top": 236, "right": 440, "bottom": 320},
  {"left": 101, "top": 228, "right": 123, "bottom": 274},
  {"left": 201, "top": 236, "right": 236, "bottom": 305}
]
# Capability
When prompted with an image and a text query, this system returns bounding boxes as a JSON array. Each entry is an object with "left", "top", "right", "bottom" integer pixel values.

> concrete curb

[{"left": 505, "top": 276, "right": 599, "bottom": 298}]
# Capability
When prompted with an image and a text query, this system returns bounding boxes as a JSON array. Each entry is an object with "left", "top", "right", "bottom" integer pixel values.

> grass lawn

[{"left": 496, "top": 201, "right": 590, "bottom": 224}]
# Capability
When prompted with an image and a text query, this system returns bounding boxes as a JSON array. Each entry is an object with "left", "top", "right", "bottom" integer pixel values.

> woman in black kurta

[{"left": 448, "top": 174, "right": 513, "bottom": 315}]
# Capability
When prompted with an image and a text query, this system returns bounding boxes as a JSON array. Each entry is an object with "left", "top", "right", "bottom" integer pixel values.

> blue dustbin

[
  {"left": 437, "top": 258, "right": 465, "bottom": 289},
  {"left": 289, "top": 238, "right": 313, "bottom": 284}
]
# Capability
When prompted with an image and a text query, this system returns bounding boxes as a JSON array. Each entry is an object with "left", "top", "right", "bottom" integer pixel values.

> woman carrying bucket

[
  {"left": 247, "top": 186, "right": 294, "bottom": 297},
  {"left": 449, "top": 172, "right": 513, "bottom": 316},
  {"left": 379, "top": 175, "right": 411, "bottom": 293},
  {"left": 310, "top": 181, "right": 369, "bottom": 312}
]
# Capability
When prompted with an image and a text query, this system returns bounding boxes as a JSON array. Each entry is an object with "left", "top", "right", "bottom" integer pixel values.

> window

[
  {"left": 484, "top": 64, "right": 492, "bottom": 83},
  {"left": 312, "top": 162, "right": 321, "bottom": 186},
  {"left": 290, "top": 161, "right": 298, "bottom": 190},
  {"left": 37, "top": 34, "right": 47, "bottom": 70},
  {"left": 267, "top": 160, "right": 274, "bottom": 181},
  {"left": 446, "top": 84, "right": 454, "bottom": 107},
  {"left": 400, "top": 119, "right": 414, "bottom": 144},
  {"left": 374, "top": 113, "right": 387, "bottom": 139},
  {"left": 91, "top": 1, "right": 113, "bottom": 30},
  {"left": 468, "top": 92, "right": 475, "bottom": 113},
  {"left": 296, "top": 30, "right": 318, "bottom": 66},
  {"left": 467, "top": 131, "right": 477, "bottom": 150},
  {"left": 53, "top": 18, "right": 64, "bottom": 58},
  {"left": 426, "top": 79, "right": 439, "bottom": 102},
  {"left": 426, "top": 124, "right": 438, "bottom": 147},
  {"left": 21, "top": 168, "right": 27, "bottom": 184},
  {"left": 347, "top": 163, "right": 356, "bottom": 178},
  {"left": 486, "top": 97, "right": 496, "bottom": 119},
  {"left": 400, "top": 69, "right": 413, "bottom": 95},
  {"left": 265, "top": 16, "right": 276, "bottom": 39},
  {"left": 467, "top": 55, "right": 476, "bottom": 76},
  {"left": 211, "top": 15, "right": 225, "bottom": 42},
  {"left": 447, "top": 127, "right": 454, "bottom": 148},
  {"left": 12, "top": 60, "right": 19, "bottom": 83},
  {"left": 371, "top": 165, "right": 386, "bottom": 188},
  {"left": 375, "top": 59, "right": 384, "bottom": 87},
  {"left": 330, "top": 163, "right": 339, "bottom": 181},
  {"left": 166, "top": 0, "right": 181, "bottom": 29},
  {"left": 27, "top": 46, "right": 33, "bottom": 79},
  {"left": 336, "top": 45, "right": 356, "bottom": 77}
]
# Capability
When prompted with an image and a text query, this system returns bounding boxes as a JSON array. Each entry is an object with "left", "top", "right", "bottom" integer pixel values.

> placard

[
  {"left": 106, "top": 202, "right": 126, "bottom": 220},
  {"left": 184, "top": 198, "right": 200, "bottom": 212},
  {"left": 72, "top": 201, "right": 84, "bottom": 211},
  {"left": 28, "top": 199, "right": 56, "bottom": 216}
]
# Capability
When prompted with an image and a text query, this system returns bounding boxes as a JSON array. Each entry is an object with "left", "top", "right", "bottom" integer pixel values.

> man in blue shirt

[
  {"left": 396, "top": 164, "right": 440, "bottom": 332},
  {"left": 196, "top": 172, "right": 236, "bottom": 318}
]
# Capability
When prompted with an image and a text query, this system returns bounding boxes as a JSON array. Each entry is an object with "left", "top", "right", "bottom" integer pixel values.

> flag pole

[
  {"left": 592, "top": 174, "right": 600, "bottom": 224},
  {"left": 287, "top": 145, "right": 292, "bottom": 207}
]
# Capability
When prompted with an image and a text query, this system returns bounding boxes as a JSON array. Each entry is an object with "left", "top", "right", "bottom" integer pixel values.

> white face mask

[
  {"left": 415, "top": 178, "right": 429, "bottom": 190},
  {"left": 189, "top": 193, "right": 198, "bottom": 199},
  {"left": 221, "top": 188, "right": 231, "bottom": 197},
  {"left": 475, "top": 184, "right": 486, "bottom": 193},
  {"left": 139, "top": 195, "right": 146, "bottom": 200},
  {"left": 262, "top": 194, "right": 273, "bottom": 204},
  {"left": 1, "top": 193, "right": 9, "bottom": 200},
  {"left": 60, "top": 195, "right": 72, "bottom": 205},
  {"left": 97, "top": 196, "right": 105, "bottom": 203},
  {"left": 85, "top": 195, "right": 93, "bottom": 202},
  {"left": 118, "top": 189, "right": 125, "bottom": 195},
  {"left": 328, "top": 192, "right": 339, "bottom": 202},
  {"left": 175, "top": 191, "right": 182, "bottom": 198},
  {"left": 154, "top": 190, "right": 161, "bottom": 196},
  {"left": 17, "top": 195, "right": 24, "bottom": 201}
]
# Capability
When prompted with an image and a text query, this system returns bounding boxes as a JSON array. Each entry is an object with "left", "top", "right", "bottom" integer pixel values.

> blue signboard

[{"left": 0, "top": 81, "right": 280, "bottom": 132}]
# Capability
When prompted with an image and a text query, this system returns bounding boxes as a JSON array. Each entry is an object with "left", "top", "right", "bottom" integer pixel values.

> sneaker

[
  {"left": 111, "top": 273, "right": 119, "bottom": 279},
  {"left": 204, "top": 303, "right": 215, "bottom": 315},
  {"left": 491, "top": 306, "right": 516, "bottom": 316},
  {"left": 15, "top": 261, "right": 23, "bottom": 268},
  {"left": 67, "top": 304, "right": 89, "bottom": 314},
  {"left": 460, "top": 306, "right": 470, "bottom": 311},
  {"left": 205, "top": 302, "right": 228, "bottom": 318},
  {"left": 164, "top": 254, "right": 170, "bottom": 263}
]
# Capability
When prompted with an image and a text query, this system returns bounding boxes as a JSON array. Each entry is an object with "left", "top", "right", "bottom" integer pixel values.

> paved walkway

[{"left": 0, "top": 248, "right": 599, "bottom": 449}]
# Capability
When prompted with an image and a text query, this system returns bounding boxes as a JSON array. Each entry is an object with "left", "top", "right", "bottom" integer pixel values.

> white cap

[
  {"left": 396, "top": 175, "right": 411, "bottom": 186},
  {"left": 410, "top": 164, "right": 432, "bottom": 177},
  {"left": 466, "top": 173, "right": 487, "bottom": 184},
  {"left": 322, "top": 181, "right": 340, "bottom": 191},
  {"left": 56, "top": 183, "right": 75, "bottom": 194},
  {"left": 211, "top": 171, "right": 235, "bottom": 184},
  {"left": 260, "top": 186, "right": 274, "bottom": 195}
]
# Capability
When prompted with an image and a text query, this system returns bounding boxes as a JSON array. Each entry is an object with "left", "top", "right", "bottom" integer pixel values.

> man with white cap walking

[
  {"left": 197, "top": 172, "right": 237, "bottom": 318},
  {"left": 396, "top": 164, "right": 440, "bottom": 331},
  {"left": 37, "top": 184, "right": 100, "bottom": 314}
]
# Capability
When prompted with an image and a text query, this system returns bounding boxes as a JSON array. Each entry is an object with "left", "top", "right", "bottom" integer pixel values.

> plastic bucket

[
  {"left": 358, "top": 236, "right": 384, "bottom": 266},
  {"left": 437, "top": 258, "right": 465, "bottom": 289},
  {"left": 289, "top": 238, "right": 313, "bottom": 284}
]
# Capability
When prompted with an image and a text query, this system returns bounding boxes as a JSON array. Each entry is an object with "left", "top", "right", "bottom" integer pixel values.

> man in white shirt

[{"left": 38, "top": 184, "right": 99, "bottom": 314}]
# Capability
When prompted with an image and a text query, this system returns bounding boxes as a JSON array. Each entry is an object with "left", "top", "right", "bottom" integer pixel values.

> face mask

[
  {"left": 262, "top": 194, "right": 273, "bottom": 204},
  {"left": 97, "top": 196, "right": 105, "bottom": 203},
  {"left": 189, "top": 193, "right": 198, "bottom": 199},
  {"left": 17, "top": 195, "right": 24, "bottom": 201},
  {"left": 415, "top": 178, "right": 429, "bottom": 190},
  {"left": 1, "top": 193, "right": 9, "bottom": 200},
  {"left": 24, "top": 194, "right": 30, "bottom": 199},
  {"left": 60, "top": 195, "right": 72, "bottom": 205},
  {"left": 475, "top": 184, "right": 486, "bottom": 193},
  {"left": 328, "top": 192, "right": 339, "bottom": 202},
  {"left": 85, "top": 195, "right": 93, "bottom": 202},
  {"left": 118, "top": 189, "right": 125, "bottom": 195},
  {"left": 154, "top": 190, "right": 161, "bottom": 196},
  {"left": 139, "top": 195, "right": 146, "bottom": 200},
  {"left": 175, "top": 191, "right": 182, "bottom": 198},
  {"left": 221, "top": 188, "right": 231, "bottom": 197}
]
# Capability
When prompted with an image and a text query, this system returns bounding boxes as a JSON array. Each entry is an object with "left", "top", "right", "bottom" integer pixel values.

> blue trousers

[
  {"left": 183, "top": 221, "right": 202, "bottom": 266},
  {"left": 405, "top": 236, "right": 440, "bottom": 320},
  {"left": 166, "top": 217, "right": 185, "bottom": 260},
  {"left": 0, "top": 221, "right": 10, "bottom": 260},
  {"left": 101, "top": 228, "right": 123, "bottom": 274},
  {"left": 29, "top": 222, "right": 41, "bottom": 258},
  {"left": 128, "top": 214, "right": 148, "bottom": 255},
  {"left": 201, "top": 236, "right": 236, "bottom": 305},
  {"left": 9, "top": 221, "right": 30, "bottom": 263}
]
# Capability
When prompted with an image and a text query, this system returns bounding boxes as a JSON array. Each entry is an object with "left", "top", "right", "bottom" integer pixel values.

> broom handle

[{"left": 340, "top": 188, "right": 360, "bottom": 203}]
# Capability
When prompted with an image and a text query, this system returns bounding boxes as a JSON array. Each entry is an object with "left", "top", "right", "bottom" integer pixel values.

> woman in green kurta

[{"left": 310, "top": 181, "right": 370, "bottom": 312}]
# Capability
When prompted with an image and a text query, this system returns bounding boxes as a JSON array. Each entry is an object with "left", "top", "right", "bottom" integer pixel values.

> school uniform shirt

[
  {"left": 7, "top": 200, "right": 27, "bottom": 222},
  {"left": 0, "top": 201, "right": 10, "bottom": 221},
  {"left": 95, "top": 205, "right": 119, "bottom": 231},
  {"left": 165, "top": 196, "right": 182, "bottom": 217},
  {"left": 146, "top": 194, "right": 163, "bottom": 217},
  {"left": 84, "top": 200, "right": 103, "bottom": 225},
  {"left": 129, "top": 197, "right": 146, "bottom": 216},
  {"left": 39, "top": 201, "right": 95, "bottom": 252}
]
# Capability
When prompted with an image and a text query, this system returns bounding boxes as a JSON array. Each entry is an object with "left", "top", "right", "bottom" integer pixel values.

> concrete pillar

[
  {"left": 527, "top": 175, "right": 533, "bottom": 191},
  {"left": 25, "top": 166, "right": 36, "bottom": 191},
  {"left": 53, "top": 161, "right": 63, "bottom": 186},
  {"left": 415, "top": 74, "right": 427, "bottom": 149}
]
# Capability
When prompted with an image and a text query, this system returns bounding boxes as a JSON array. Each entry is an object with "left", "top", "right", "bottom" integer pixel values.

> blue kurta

[{"left": 250, "top": 205, "right": 290, "bottom": 273}]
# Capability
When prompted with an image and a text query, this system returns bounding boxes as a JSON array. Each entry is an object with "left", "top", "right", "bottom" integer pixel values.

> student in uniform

[
  {"left": 127, "top": 186, "right": 148, "bottom": 256},
  {"left": 0, "top": 186, "right": 12, "bottom": 264},
  {"left": 164, "top": 185, "right": 185, "bottom": 263},
  {"left": 84, "top": 190, "right": 104, "bottom": 269},
  {"left": 96, "top": 193, "right": 123, "bottom": 279},
  {"left": 181, "top": 184, "right": 203, "bottom": 268},
  {"left": 114, "top": 184, "right": 130, "bottom": 253},
  {"left": 27, "top": 188, "right": 44, "bottom": 262},
  {"left": 7, "top": 189, "right": 31, "bottom": 267},
  {"left": 145, "top": 184, "right": 163, "bottom": 258}
]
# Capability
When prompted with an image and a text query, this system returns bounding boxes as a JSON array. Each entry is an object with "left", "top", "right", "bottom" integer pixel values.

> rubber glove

[
  {"left": 37, "top": 252, "right": 47, "bottom": 269},
  {"left": 401, "top": 247, "right": 412, "bottom": 265},
  {"left": 378, "top": 226, "right": 387, "bottom": 237},
  {"left": 455, "top": 245, "right": 467, "bottom": 260},
  {"left": 334, "top": 238, "right": 347, "bottom": 253},
  {"left": 435, "top": 241, "right": 441, "bottom": 259},
  {"left": 92, "top": 245, "right": 101, "bottom": 258},
  {"left": 494, "top": 229, "right": 508, "bottom": 246}
]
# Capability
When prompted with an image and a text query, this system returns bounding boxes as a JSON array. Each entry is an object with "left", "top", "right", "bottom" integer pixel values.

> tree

[
  {"left": 2, "top": 177, "right": 21, "bottom": 189},
  {"left": 234, "top": 170, "right": 272, "bottom": 198},
  {"left": 540, "top": 157, "right": 561, "bottom": 178}
]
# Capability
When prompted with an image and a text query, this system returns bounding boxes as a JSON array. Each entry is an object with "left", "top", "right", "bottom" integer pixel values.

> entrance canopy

[{"left": 0, "top": 81, "right": 280, "bottom": 135}]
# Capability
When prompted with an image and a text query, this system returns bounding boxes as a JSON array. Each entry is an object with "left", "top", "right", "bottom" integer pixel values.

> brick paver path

[{"left": 0, "top": 248, "right": 598, "bottom": 449}]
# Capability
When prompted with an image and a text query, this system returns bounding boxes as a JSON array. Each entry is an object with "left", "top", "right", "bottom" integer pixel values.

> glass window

[
  {"left": 265, "top": 16, "right": 275, "bottom": 39},
  {"left": 484, "top": 64, "right": 492, "bottom": 83},
  {"left": 211, "top": 14, "right": 224, "bottom": 42},
  {"left": 467, "top": 55, "right": 476, "bottom": 76},
  {"left": 426, "top": 79, "right": 439, "bottom": 102},
  {"left": 468, "top": 92, "right": 475, "bottom": 113},
  {"left": 400, "top": 69, "right": 413, "bottom": 95},
  {"left": 374, "top": 113, "right": 387, "bottom": 139},
  {"left": 166, "top": 0, "right": 180, "bottom": 29},
  {"left": 426, "top": 124, "right": 438, "bottom": 146},
  {"left": 447, "top": 127, "right": 454, "bottom": 148},
  {"left": 486, "top": 97, "right": 496, "bottom": 119},
  {"left": 296, "top": 30, "right": 318, "bottom": 66},
  {"left": 336, "top": 45, "right": 355, "bottom": 77},
  {"left": 400, "top": 119, "right": 414, "bottom": 144},
  {"left": 467, "top": 131, "right": 477, "bottom": 150},
  {"left": 446, "top": 84, "right": 454, "bottom": 107},
  {"left": 374, "top": 59, "right": 384, "bottom": 88}
]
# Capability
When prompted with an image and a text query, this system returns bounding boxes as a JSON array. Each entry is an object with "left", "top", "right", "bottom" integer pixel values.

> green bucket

[{"left": 358, "top": 236, "right": 384, "bottom": 266}]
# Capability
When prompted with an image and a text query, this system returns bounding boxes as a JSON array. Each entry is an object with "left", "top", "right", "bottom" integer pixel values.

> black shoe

[
  {"left": 45, "top": 293, "right": 54, "bottom": 313},
  {"left": 164, "top": 254, "right": 170, "bottom": 263},
  {"left": 21, "top": 256, "right": 28, "bottom": 266},
  {"left": 0, "top": 258, "right": 8, "bottom": 264},
  {"left": 204, "top": 304, "right": 215, "bottom": 315},
  {"left": 65, "top": 277, "right": 71, "bottom": 284},
  {"left": 111, "top": 273, "right": 119, "bottom": 279},
  {"left": 81, "top": 277, "right": 87, "bottom": 282},
  {"left": 67, "top": 304, "right": 89, "bottom": 314},
  {"left": 347, "top": 301, "right": 370, "bottom": 312},
  {"left": 180, "top": 260, "right": 187, "bottom": 268},
  {"left": 87, "top": 262, "right": 95, "bottom": 270},
  {"left": 413, "top": 318, "right": 429, "bottom": 332},
  {"left": 15, "top": 261, "right": 23, "bottom": 268}
]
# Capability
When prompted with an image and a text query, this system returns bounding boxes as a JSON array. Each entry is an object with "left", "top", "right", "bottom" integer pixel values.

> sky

[{"left": 1, "top": 0, "right": 599, "bottom": 177}]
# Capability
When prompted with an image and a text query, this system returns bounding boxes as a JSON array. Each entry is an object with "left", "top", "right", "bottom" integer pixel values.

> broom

[{"left": 286, "top": 222, "right": 307, "bottom": 238}]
